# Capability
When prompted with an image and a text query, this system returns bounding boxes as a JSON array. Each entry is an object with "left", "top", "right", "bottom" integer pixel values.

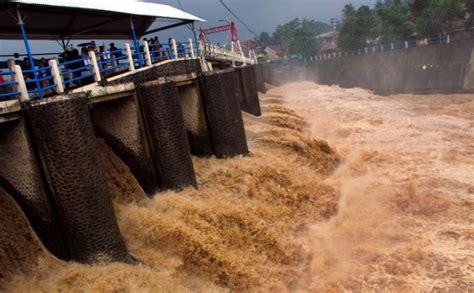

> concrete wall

[{"left": 306, "top": 40, "right": 474, "bottom": 94}]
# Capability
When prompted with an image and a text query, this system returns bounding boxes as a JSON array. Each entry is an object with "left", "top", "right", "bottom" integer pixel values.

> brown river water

[{"left": 2, "top": 82, "right": 473, "bottom": 292}]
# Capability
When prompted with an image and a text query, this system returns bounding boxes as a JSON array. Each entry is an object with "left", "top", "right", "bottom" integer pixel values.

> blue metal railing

[
  {"left": 0, "top": 39, "right": 202, "bottom": 102},
  {"left": 97, "top": 49, "right": 129, "bottom": 75},
  {"left": 59, "top": 56, "right": 94, "bottom": 87}
]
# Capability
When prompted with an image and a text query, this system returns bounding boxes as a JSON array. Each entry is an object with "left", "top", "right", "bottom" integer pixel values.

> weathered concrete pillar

[
  {"left": 263, "top": 65, "right": 273, "bottom": 85},
  {"left": 236, "top": 66, "right": 262, "bottom": 116},
  {"left": 198, "top": 69, "right": 249, "bottom": 158},
  {"left": 177, "top": 82, "right": 214, "bottom": 157},
  {"left": 137, "top": 81, "right": 197, "bottom": 191},
  {"left": 255, "top": 64, "right": 266, "bottom": 93},
  {"left": 91, "top": 94, "right": 158, "bottom": 194},
  {"left": 0, "top": 117, "right": 66, "bottom": 259},
  {"left": 26, "top": 94, "right": 131, "bottom": 264}
]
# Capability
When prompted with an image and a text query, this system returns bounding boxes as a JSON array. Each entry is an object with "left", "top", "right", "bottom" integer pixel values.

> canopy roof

[{"left": 0, "top": 0, "right": 204, "bottom": 40}]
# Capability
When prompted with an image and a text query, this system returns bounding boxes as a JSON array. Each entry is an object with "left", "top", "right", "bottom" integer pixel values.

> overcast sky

[{"left": 0, "top": 0, "right": 374, "bottom": 56}]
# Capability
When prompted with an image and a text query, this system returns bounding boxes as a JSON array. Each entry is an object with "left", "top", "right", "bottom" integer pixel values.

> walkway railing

[
  {"left": 0, "top": 38, "right": 195, "bottom": 102},
  {"left": 312, "top": 34, "right": 468, "bottom": 62},
  {"left": 0, "top": 37, "right": 255, "bottom": 103},
  {"left": 201, "top": 42, "right": 256, "bottom": 65}
]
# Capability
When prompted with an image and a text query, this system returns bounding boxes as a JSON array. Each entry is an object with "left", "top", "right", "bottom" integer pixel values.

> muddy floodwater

[{"left": 2, "top": 82, "right": 473, "bottom": 292}]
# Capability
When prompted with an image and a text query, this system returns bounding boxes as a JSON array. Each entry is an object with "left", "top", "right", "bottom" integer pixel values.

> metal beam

[{"left": 143, "top": 20, "right": 193, "bottom": 36}]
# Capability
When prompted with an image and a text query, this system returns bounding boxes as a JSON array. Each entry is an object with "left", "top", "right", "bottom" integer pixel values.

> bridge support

[
  {"left": 26, "top": 94, "right": 131, "bottom": 264},
  {"left": 177, "top": 82, "right": 214, "bottom": 157},
  {"left": 138, "top": 81, "right": 197, "bottom": 191},
  {"left": 236, "top": 66, "right": 262, "bottom": 116},
  {"left": 262, "top": 65, "right": 273, "bottom": 85},
  {"left": 91, "top": 94, "right": 158, "bottom": 194},
  {"left": 255, "top": 64, "right": 266, "bottom": 93},
  {"left": 0, "top": 117, "right": 66, "bottom": 259},
  {"left": 198, "top": 69, "right": 249, "bottom": 158}
]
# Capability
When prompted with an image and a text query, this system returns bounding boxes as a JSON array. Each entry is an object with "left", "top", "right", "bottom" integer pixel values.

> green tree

[
  {"left": 467, "top": 0, "right": 474, "bottom": 29},
  {"left": 375, "top": 0, "right": 414, "bottom": 42},
  {"left": 270, "top": 18, "right": 330, "bottom": 57},
  {"left": 415, "top": 0, "right": 466, "bottom": 36},
  {"left": 254, "top": 32, "right": 272, "bottom": 48},
  {"left": 338, "top": 5, "right": 376, "bottom": 50}
]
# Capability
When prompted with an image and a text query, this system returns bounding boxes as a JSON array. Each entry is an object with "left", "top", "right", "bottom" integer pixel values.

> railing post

[
  {"left": 189, "top": 39, "right": 196, "bottom": 58},
  {"left": 12, "top": 65, "right": 28, "bottom": 102},
  {"left": 172, "top": 39, "right": 178, "bottom": 59},
  {"left": 405, "top": 41, "right": 409, "bottom": 48},
  {"left": 447, "top": 34, "right": 450, "bottom": 44},
  {"left": 391, "top": 43, "right": 394, "bottom": 50},
  {"left": 199, "top": 41, "right": 204, "bottom": 57},
  {"left": 143, "top": 40, "right": 152, "bottom": 66},
  {"left": 88, "top": 51, "right": 101, "bottom": 82},
  {"left": 48, "top": 59, "right": 64, "bottom": 94},
  {"left": 125, "top": 43, "right": 135, "bottom": 72}
]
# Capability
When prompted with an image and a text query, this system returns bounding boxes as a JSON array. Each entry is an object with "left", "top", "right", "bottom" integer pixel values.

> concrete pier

[
  {"left": 255, "top": 64, "right": 266, "bottom": 93},
  {"left": 26, "top": 94, "right": 130, "bottom": 264},
  {"left": 138, "top": 81, "right": 197, "bottom": 191},
  {"left": 236, "top": 66, "right": 262, "bottom": 116},
  {"left": 0, "top": 117, "right": 66, "bottom": 258},
  {"left": 198, "top": 69, "right": 249, "bottom": 158}
]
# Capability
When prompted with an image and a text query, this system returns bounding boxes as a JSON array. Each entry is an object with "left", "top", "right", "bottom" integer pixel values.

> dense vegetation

[
  {"left": 254, "top": 19, "right": 331, "bottom": 57},
  {"left": 255, "top": 0, "right": 472, "bottom": 55},
  {"left": 339, "top": 0, "right": 472, "bottom": 50}
]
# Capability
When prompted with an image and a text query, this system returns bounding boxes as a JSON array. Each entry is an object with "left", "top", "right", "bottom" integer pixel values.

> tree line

[
  {"left": 254, "top": 0, "right": 473, "bottom": 56},
  {"left": 339, "top": 0, "right": 472, "bottom": 50}
]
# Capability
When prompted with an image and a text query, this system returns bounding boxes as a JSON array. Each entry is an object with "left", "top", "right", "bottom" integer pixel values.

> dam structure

[{"left": 0, "top": 0, "right": 266, "bottom": 269}]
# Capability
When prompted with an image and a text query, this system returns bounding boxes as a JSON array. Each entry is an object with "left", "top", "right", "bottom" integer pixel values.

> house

[
  {"left": 264, "top": 44, "right": 285, "bottom": 60},
  {"left": 316, "top": 31, "right": 338, "bottom": 53}
]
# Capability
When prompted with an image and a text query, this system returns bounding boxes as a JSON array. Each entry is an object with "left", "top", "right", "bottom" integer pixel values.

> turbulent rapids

[{"left": 1, "top": 82, "right": 473, "bottom": 291}]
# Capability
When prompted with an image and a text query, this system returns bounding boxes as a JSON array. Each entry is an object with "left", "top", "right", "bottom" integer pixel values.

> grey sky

[{"left": 0, "top": 0, "right": 374, "bottom": 56}]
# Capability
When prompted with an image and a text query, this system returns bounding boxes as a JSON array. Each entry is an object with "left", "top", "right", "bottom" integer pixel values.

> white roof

[
  {"left": 7, "top": 0, "right": 204, "bottom": 22},
  {"left": 0, "top": 0, "right": 204, "bottom": 40}
]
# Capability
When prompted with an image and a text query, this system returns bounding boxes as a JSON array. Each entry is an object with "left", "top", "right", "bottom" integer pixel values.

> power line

[
  {"left": 175, "top": 0, "right": 196, "bottom": 33},
  {"left": 219, "top": 0, "right": 258, "bottom": 38}
]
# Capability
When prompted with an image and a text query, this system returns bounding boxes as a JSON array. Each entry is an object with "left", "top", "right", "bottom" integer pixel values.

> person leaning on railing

[
  {"left": 21, "top": 57, "right": 37, "bottom": 92},
  {"left": 39, "top": 58, "right": 52, "bottom": 95},
  {"left": 109, "top": 43, "right": 123, "bottom": 65}
]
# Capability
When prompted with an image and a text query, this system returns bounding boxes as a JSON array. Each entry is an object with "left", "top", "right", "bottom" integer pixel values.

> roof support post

[
  {"left": 130, "top": 17, "right": 143, "bottom": 68},
  {"left": 191, "top": 22, "right": 199, "bottom": 56},
  {"left": 16, "top": 6, "right": 42, "bottom": 99}
]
